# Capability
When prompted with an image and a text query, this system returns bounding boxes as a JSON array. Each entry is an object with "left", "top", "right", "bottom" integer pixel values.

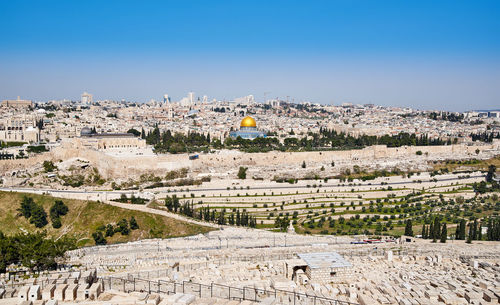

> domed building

[
  {"left": 229, "top": 116, "right": 267, "bottom": 140},
  {"left": 80, "top": 127, "right": 93, "bottom": 137}
]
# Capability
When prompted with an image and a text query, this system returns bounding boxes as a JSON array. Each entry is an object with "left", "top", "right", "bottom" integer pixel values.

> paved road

[
  {"left": 0, "top": 174, "right": 484, "bottom": 195},
  {"left": 167, "top": 174, "right": 485, "bottom": 192}
]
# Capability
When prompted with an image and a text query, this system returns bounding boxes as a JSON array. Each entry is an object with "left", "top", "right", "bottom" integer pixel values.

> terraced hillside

[
  {"left": 157, "top": 171, "right": 500, "bottom": 237},
  {"left": 0, "top": 191, "right": 213, "bottom": 246}
]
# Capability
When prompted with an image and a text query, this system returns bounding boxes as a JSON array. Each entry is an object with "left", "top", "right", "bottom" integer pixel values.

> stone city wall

[
  {"left": 0, "top": 141, "right": 498, "bottom": 180},
  {"left": 196, "top": 142, "right": 499, "bottom": 169}
]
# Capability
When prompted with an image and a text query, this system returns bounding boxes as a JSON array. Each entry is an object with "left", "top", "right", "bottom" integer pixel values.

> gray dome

[{"left": 80, "top": 127, "right": 92, "bottom": 136}]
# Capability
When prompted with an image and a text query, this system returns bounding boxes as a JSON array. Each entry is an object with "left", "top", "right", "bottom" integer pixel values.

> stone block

[
  {"left": 42, "top": 284, "right": 55, "bottom": 300},
  {"left": 176, "top": 294, "right": 196, "bottom": 305},
  {"left": 18, "top": 286, "right": 30, "bottom": 301},
  {"left": 28, "top": 286, "right": 41, "bottom": 301},
  {"left": 53, "top": 284, "right": 67, "bottom": 301},
  {"left": 147, "top": 293, "right": 160, "bottom": 305}
]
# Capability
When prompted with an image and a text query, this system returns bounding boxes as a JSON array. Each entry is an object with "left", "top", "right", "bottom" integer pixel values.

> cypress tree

[
  {"left": 422, "top": 224, "right": 427, "bottom": 239},
  {"left": 466, "top": 222, "right": 473, "bottom": 243},
  {"left": 433, "top": 217, "right": 440, "bottom": 243},
  {"left": 487, "top": 218, "right": 493, "bottom": 240},
  {"left": 477, "top": 221, "right": 482, "bottom": 240},
  {"left": 472, "top": 219, "right": 478, "bottom": 240},
  {"left": 440, "top": 224, "right": 447, "bottom": 243},
  {"left": 458, "top": 219, "right": 466, "bottom": 240},
  {"left": 405, "top": 219, "right": 413, "bottom": 236},
  {"left": 236, "top": 209, "right": 241, "bottom": 226}
]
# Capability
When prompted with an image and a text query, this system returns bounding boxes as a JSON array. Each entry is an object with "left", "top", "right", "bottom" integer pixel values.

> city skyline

[{"left": 1, "top": 0, "right": 499, "bottom": 111}]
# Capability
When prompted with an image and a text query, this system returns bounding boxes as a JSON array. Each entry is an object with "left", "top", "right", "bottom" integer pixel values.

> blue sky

[{"left": 0, "top": 0, "right": 499, "bottom": 111}]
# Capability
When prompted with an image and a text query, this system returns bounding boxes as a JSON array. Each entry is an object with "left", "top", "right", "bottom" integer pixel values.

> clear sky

[{"left": 0, "top": 0, "right": 499, "bottom": 111}]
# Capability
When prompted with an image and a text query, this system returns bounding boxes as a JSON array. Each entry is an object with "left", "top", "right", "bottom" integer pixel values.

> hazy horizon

[{"left": 1, "top": 0, "right": 499, "bottom": 112}]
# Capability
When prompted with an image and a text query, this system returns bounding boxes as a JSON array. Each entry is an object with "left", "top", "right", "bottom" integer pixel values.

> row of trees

[
  {"left": 420, "top": 216, "right": 447, "bottom": 242},
  {"left": 92, "top": 217, "right": 139, "bottom": 245},
  {"left": 140, "top": 124, "right": 456, "bottom": 154},
  {"left": 470, "top": 132, "right": 500, "bottom": 143},
  {"left": 143, "top": 127, "right": 211, "bottom": 153},
  {"left": 115, "top": 194, "right": 148, "bottom": 205},
  {"left": 18, "top": 197, "right": 69, "bottom": 229},
  {"left": 428, "top": 111, "right": 464, "bottom": 122},
  {"left": 485, "top": 217, "right": 500, "bottom": 241},
  {"left": 165, "top": 196, "right": 257, "bottom": 228},
  {"left": 408, "top": 218, "right": 446, "bottom": 243},
  {"left": 228, "top": 130, "right": 451, "bottom": 152},
  {"left": 0, "top": 231, "right": 76, "bottom": 274},
  {"left": 418, "top": 216, "right": 500, "bottom": 243},
  {"left": 316, "top": 129, "right": 450, "bottom": 149},
  {"left": 196, "top": 206, "right": 257, "bottom": 227}
]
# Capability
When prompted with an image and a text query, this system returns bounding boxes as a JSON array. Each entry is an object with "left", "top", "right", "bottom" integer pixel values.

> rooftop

[{"left": 297, "top": 252, "right": 352, "bottom": 269}]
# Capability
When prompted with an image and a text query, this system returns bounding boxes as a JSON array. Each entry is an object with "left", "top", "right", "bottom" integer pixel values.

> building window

[{"left": 330, "top": 272, "right": 337, "bottom": 277}]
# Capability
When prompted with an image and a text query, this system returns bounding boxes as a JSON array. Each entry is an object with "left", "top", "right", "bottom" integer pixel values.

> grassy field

[
  {"left": 0, "top": 191, "right": 213, "bottom": 247},
  {"left": 430, "top": 155, "right": 500, "bottom": 173}
]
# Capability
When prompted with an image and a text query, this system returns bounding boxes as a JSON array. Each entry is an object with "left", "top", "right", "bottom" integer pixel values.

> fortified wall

[
  {"left": 0, "top": 141, "right": 498, "bottom": 180},
  {"left": 196, "top": 141, "right": 500, "bottom": 169}
]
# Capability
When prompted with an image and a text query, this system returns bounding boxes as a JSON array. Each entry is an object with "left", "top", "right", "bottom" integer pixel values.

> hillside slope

[{"left": 0, "top": 191, "right": 213, "bottom": 246}]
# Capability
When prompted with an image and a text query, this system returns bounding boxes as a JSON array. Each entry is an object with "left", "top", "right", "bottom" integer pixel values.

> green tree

[
  {"left": 92, "top": 231, "right": 107, "bottom": 245},
  {"left": 440, "top": 224, "right": 447, "bottom": 243},
  {"left": 432, "top": 217, "right": 441, "bottom": 243},
  {"left": 217, "top": 209, "right": 226, "bottom": 225},
  {"left": 116, "top": 219, "right": 130, "bottom": 235},
  {"left": 404, "top": 219, "right": 413, "bottom": 236},
  {"left": 237, "top": 167, "right": 248, "bottom": 179},
  {"left": 467, "top": 222, "right": 473, "bottom": 243},
  {"left": 129, "top": 216, "right": 139, "bottom": 230},
  {"left": 49, "top": 200, "right": 68, "bottom": 228},
  {"left": 51, "top": 217, "right": 62, "bottom": 229},
  {"left": 18, "top": 196, "right": 36, "bottom": 219},
  {"left": 472, "top": 219, "right": 478, "bottom": 240},
  {"left": 458, "top": 219, "right": 466, "bottom": 240},
  {"left": 0, "top": 231, "right": 16, "bottom": 273},
  {"left": 236, "top": 209, "right": 241, "bottom": 226},
  {"left": 50, "top": 200, "right": 68, "bottom": 218},
  {"left": 127, "top": 128, "right": 141, "bottom": 136},
  {"left": 30, "top": 204, "right": 48, "bottom": 228},
  {"left": 165, "top": 196, "right": 173, "bottom": 211},
  {"left": 486, "top": 165, "right": 496, "bottom": 182},
  {"left": 10, "top": 232, "right": 75, "bottom": 272},
  {"left": 105, "top": 224, "right": 115, "bottom": 237},
  {"left": 43, "top": 161, "right": 57, "bottom": 172}
]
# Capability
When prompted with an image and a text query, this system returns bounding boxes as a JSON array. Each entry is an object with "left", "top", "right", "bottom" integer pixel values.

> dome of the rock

[{"left": 240, "top": 116, "right": 257, "bottom": 128}]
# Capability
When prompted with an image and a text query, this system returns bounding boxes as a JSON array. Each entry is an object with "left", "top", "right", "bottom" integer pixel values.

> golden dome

[{"left": 240, "top": 116, "right": 257, "bottom": 128}]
